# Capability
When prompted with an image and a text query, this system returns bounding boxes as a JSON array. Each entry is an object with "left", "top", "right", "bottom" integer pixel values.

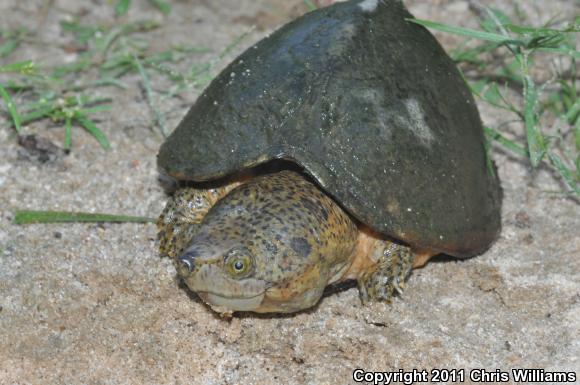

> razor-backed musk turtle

[{"left": 156, "top": 0, "right": 502, "bottom": 315}]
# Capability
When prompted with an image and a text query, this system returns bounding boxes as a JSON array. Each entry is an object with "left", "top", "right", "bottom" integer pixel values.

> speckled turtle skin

[
  {"left": 157, "top": 0, "right": 502, "bottom": 258},
  {"left": 158, "top": 171, "right": 413, "bottom": 314}
]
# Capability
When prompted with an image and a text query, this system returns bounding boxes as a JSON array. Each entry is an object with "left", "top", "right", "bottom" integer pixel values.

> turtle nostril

[{"left": 178, "top": 255, "right": 194, "bottom": 274}]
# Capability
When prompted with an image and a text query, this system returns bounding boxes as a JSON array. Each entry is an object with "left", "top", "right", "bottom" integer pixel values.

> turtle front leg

[
  {"left": 357, "top": 241, "right": 414, "bottom": 304},
  {"left": 157, "top": 186, "right": 234, "bottom": 258}
]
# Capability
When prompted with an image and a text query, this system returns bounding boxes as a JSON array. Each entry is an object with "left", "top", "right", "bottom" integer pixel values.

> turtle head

[
  {"left": 176, "top": 217, "right": 329, "bottom": 315},
  {"left": 177, "top": 239, "right": 270, "bottom": 314},
  {"left": 175, "top": 171, "right": 358, "bottom": 314}
]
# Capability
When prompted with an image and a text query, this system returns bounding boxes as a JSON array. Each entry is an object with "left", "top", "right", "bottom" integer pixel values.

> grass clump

[
  {"left": 2, "top": 4, "right": 248, "bottom": 225},
  {"left": 410, "top": 8, "right": 579, "bottom": 196},
  {"left": 0, "top": 9, "right": 240, "bottom": 150},
  {"left": 114, "top": 0, "right": 172, "bottom": 17}
]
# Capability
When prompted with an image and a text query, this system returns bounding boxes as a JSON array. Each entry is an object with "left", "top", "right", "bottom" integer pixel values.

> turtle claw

[{"left": 357, "top": 242, "right": 413, "bottom": 304}]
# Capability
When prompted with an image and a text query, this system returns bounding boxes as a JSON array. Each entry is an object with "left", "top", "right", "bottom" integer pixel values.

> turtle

[{"left": 156, "top": 0, "right": 502, "bottom": 315}]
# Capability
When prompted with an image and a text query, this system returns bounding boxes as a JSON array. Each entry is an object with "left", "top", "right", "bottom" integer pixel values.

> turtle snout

[{"left": 177, "top": 253, "right": 195, "bottom": 277}]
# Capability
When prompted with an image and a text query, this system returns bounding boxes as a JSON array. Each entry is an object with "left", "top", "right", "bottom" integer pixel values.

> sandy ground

[{"left": 0, "top": 0, "right": 579, "bottom": 384}]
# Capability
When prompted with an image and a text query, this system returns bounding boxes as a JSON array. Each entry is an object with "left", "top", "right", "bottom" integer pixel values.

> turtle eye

[{"left": 225, "top": 249, "right": 253, "bottom": 278}]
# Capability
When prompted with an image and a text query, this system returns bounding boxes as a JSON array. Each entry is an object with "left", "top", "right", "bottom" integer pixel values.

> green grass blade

[
  {"left": 0, "top": 39, "right": 18, "bottom": 57},
  {"left": 548, "top": 153, "right": 580, "bottom": 195},
  {"left": 304, "top": 0, "right": 317, "bottom": 11},
  {"left": 0, "top": 60, "right": 35, "bottom": 74},
  {"left": 407, "top": 18, "right": 524, "bottom": 45},
  {"left": 64, "top": 116, "right": 72, "bottom": 150},
  {"left": 173, "top": 44, "right": 211, "bottom": 55},
  {"left": 133, "top": 54, "right": 167, "bottom": 136},
  {"left": 504, "top": 24, "right": 579, "bottom": 35},
  {"left": 60, "top": 21, "right": 100, "bottom": 44},
  {"left": 0, "top": 81, "right": 33, "bottom": 92},
  {"left": 76, "top": 115, "right": 111, "bottom": 149},
  {"left": 565, "top": 99, "right": 580, "bottom": 124},
  {"left": 115, "top": 0, "right": 131, "bottom": 16},
  {"left": 147, "top": 0, "right": 171, "bottom": 15},
  {"left": 468, "top": 80, "right": 520, "bottom": 114},
  {"left": 219, "top": 29, "right": 252, "bottom": 60},
  {"left": 482, "top": 130, "right": 496, "bottom": 177},
  {"left": 14, "top": 210, "right": 155, "bottom": 224},
  {"left": 450, "top": 41, "right": 500, "bottom": 64},
  {"left": 20, "top": 105, "right": 55, "bottom": 124},
  {"left": 77, "top": 105, "right": 113, "bottom": 115},
  {"left": 484, "top": 125, "right": 528, "bottom": 157},
  {"left": 574, "top": 119, "right": 580, "bottom": 151},
  {"left": 479, "top": 8, "right": 512, "bottom": 34},
  {"left": 105, "top": 63, "right": 133, "bottom": 80},
  {"left": 94, "top": 21, "right": 158, "bottom": 55},
  {"left": 535, "top": 46, "right": 580, "bottom": 59},
  {"left": 0, "top": 83, "right": 22, "bottom": 133},
  {"left": 52, "top": 57, "right": 93, "bottom": 77},
  {"left": 523, "top": 74, "right": 546, "bottom": 167},
  {"left": 504, "top": 24, "right": 556, "bottom": 35},
  {"left": 67, "top": 78, "right": 128, "bottom": 91}
]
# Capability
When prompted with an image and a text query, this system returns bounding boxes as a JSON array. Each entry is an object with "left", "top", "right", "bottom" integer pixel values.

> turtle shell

[{"left": 158, "top": 0, "right": 502, "bottom": 258}]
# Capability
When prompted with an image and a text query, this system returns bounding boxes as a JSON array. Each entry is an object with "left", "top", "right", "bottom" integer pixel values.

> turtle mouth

[{"left": 197, "top": 291, "right": 266, "bottom": 312}]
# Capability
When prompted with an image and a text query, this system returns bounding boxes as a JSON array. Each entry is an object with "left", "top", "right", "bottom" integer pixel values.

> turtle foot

[
  {"left": 157, "top": 187, "right": 216, "bottom": 258},
  {"left": 357, "top": 242, "right": 413, "bottom": 304}
]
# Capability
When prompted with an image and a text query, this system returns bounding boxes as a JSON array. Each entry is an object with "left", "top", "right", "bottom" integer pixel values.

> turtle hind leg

[
  {"left": 157, "top": 187, "right": 226, "bottom": 258},
  {"left": 357, "top": 241, "right": 414, "bottom": 304}
]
